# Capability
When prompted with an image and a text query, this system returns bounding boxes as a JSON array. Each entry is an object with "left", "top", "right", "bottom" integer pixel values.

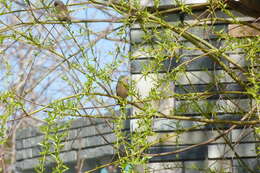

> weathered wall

[
  {"left": 129, "top": 0, "right": 259, "bottom": 172},
  {"left": 15, "top": 110, "right": 131, "bottom": 172}
]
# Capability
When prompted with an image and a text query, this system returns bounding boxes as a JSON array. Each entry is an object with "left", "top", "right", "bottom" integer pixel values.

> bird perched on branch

[
  {"left": 116, "top": 75, "right": 129, "bottom": 105},
  {"left": 53, "top": 0, "right": 71, "bottom": 23}
]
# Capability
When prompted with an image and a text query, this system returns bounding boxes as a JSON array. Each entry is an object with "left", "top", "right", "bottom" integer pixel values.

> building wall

[
  {"left": 130, "top": 0, "right": 259, "bottom": 172},
  {"left": 15, "top": 113, "right": 131, "bottom": 172}
]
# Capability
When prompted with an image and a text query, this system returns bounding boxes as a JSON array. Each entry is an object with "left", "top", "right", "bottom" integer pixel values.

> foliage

[{"left": 0, "top": 0, "right": 259, "bottom": 172}]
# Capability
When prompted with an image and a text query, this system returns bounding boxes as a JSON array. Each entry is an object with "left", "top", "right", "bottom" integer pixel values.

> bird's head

[
  {"left": 54, "top": 0, "right": 63, "bottom": 7},
  {"left": 118, "top": 75, "right": 129, "bottom": 84}
]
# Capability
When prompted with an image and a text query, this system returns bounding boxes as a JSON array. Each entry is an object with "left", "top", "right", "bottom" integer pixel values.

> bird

[
  {"left": 116, "top": 75, "right": 129, "bottom": 103},
  {"left": 53, "top": 0, "right": 71, "bottom": 23}
]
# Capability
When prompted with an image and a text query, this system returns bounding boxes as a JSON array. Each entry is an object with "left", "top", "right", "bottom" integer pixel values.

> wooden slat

[
  {"left": 149, "top": 145, "right": 207, "bottom": 161},
  {"left": 152, "top": 114, "right": 245, "bottom": 132},
  {"left": 228, "top": 23, "right": 260, "bottom": 37},
  {"left": 147, "top": 130, "right": 231, "bottom": 146},
  {"left": 175, "top": 98, "right": 251, "bottom": 114},
  {"left": 184, "top": 161, "right": 207, "bottom": 173},
  {"left": 130, "top": 54, "right": 253, "bottom": 74},
  {"left": 231, "top": 128, "right": 258, "bottom": 142},
  {"left": 175, "top": 69, "right": 247, "bottom": 85},
  {"left": 139, "top": 0, "right": 208, "bottom": 9},
  {"left": 152, "top": 117, "right": 205, "bottom": 131},
  {"left": 175, "top": 83, "right": 247, "bottom": 100},
  {"left": 130, "top": 25, "right": 227, "bottom": 44},
  {"left": 147, "top": 162, "right": 183, "bottom": 173},
  {"left": 232, "top": 158, "right": 260, "bottom": 172},
  {"left": 130, "top": 10, "right": 254, "bottom": 30},
  {"left": 208, "top": 143, "right": 258, "bottom": 159},
  {"left": 208, "top": 160, "right": 232, "bottom": 172}
]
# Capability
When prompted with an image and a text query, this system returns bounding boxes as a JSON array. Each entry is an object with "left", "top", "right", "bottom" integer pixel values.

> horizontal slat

[
  {"left": 79, "top": 145, "right": 115, "bottom": 159},
  {"left": 147, "top": 130, "right": 231, "bottom": 146},
  {"left": 175, "top": 71, "right": 215, "bottom": 85},
  {"left": 16, "top": 157, "right": 39, "bottom": 170},
  {"left": 228, "top": 53, "right": 248, "bottom": 67},
  {"left": 151, "top": 113, "right": 247, "bottom": 131},
  {"left": 183, "top": 10, "right": 254, "bottom": 24},
  {"left": 130, "top": 58, "right": 178, "bottom": 74},
  {"left": 140, "top": 0, "right": 208, "bottom": 8},
  {"left": 149, "top": 145, "right": 207, "bottom": 161},
  {"left": 174, "top": 56, "right": 222, "bottom": 71},
  {"left": 131, "top": 72, "right": 247, "bottom": 97},
  {"left": 74, "top": 122, "right": 114, "bottom": 138},
  {"left": 208, "top": 160, "right": 232, "bottom": 172},
  {"left": 130, "top": 25, "right": 227, "bottom": 43},
  {"left": 16, "top": 148, "right": 33, "bottom": 161},
  {"left": 184, "top": 161, "right": 207, "bottom": 173},
  {"left": 232, "top": 158, "right": 260, "bottom": 172},
  {"left": 16, "top": 151, "right": 77, "bottom": 170},
  {"left": 131, "top": 42, "right": 249, "bottom": 59},
  {"left": 181, "top": 39, "right": 225, "bottom": 55},
  {"left": 175, "top": 98, "right": 251, "bottom": 114},
  {"left": 148, "top": 143, "right": 258, "bottom": 162},
  {"left": 131, "top": 10, "right": 253, "bottom": 30},
  {"left": 130, "top": 55, "right": 245, "bottom": 74},
  {"left": 152, "top": 117, "right": 204, "bottom": 131},
  {"left": 147, "top": 162, "right": 183, "bottom": 173},
  {"left": 204, "top": 114, "right": 245, "bottom": 129},
  {"left": 131, "top": 54, "right": 252, "bottom": 73},
  {"left": 20, "top": 135, "right": 43, "bottom": 149},
  {"left": 70, "top": 118, "right": 105, "bottom": 129},
  {"left": 131, "top": 44, "right": 152, "bottom": 58},
  {"left": 17, "top": 135, "right": 117, "bottom": 160},
  {"left": 16, "top": 127, "right": 43, "bottom": 140},
  {"left": 16, "top": 113, "right": 127, "bottom": 140},
  {"left": 175, "top": 83, "right": 243, "bottom": 93},
  {"left": 175, "top": 70, "right": 247, "bottom": 85},
  {"left": 208, "top": 143, "right": 258, "bottom": 159},
  {"left": 17, "top": 122, "right": 115, "bottom": 149},
  {"left": 231, "top": 128, "right": 258, "bottom": 143},
  {"left": 148, "top": 128, "right": 258, "bottom": 146},
  {"left": 175, "top": 83, "right": 247, "bottom": 99},
  {"left": 228, "top": 23, "right": 260, "bottom": 37},
  {"left": 130, "top": 56, "right": 215, "bottom": 73},
  {"left": 17, "top": 132, "right": 116, "bottom": 159},
  {"left": 65, "top": 133, "right": 116, "bottom": 150}
]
